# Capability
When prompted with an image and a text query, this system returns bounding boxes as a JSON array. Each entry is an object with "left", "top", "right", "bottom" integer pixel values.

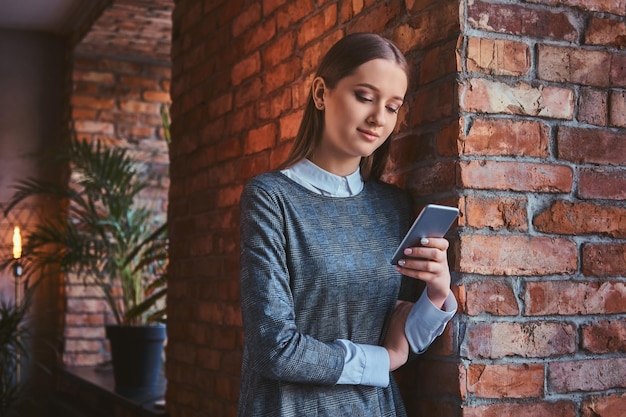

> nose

[{"left": 367, "top": 105, "right": 386, "bottom": 127}]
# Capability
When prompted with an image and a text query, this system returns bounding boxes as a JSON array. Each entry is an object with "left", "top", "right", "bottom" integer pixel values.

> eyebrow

[{"left": 355, "top": 83, "right": 405, "bottom": 102}]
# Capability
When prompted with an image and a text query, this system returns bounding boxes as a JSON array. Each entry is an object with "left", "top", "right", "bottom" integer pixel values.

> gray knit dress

[{"left": 238, "top": 172, "right": 417, "bottom": 417}]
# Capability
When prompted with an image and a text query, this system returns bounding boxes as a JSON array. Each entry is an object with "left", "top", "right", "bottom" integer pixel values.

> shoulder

[{"left": 241, "top": 172, "right": 295, "bottom": 210}]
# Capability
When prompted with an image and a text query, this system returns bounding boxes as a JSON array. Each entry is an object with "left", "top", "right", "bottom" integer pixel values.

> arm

[{"left": 239, "top": 183, "right": 345, "bottom": 385}]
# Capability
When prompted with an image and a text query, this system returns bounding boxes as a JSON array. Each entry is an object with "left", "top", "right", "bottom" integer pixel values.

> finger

[{"left": 418, "top": 237, "right": 449, "bottom": 251}]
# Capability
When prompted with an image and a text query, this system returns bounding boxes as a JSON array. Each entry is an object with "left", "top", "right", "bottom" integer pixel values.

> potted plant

[{"left": 3, "top": 137, "right": 169, "bottom": 394}]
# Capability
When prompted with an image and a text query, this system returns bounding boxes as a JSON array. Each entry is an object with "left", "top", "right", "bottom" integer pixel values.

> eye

[
  {"left": 386, "top": 105, "right": 400, "bottom": 114},
  {"left": 354, "top": 91, "right": 373, "bottom": 103}
]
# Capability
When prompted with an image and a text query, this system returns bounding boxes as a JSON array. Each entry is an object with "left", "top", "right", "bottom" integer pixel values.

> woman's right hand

[{"left": 383, "top": 301, "right": 413, "bottom": 371}]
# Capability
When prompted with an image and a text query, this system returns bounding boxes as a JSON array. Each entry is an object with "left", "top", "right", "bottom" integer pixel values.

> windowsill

[{"left": 53, "top": 364, "right": 167, "bottom": 417}]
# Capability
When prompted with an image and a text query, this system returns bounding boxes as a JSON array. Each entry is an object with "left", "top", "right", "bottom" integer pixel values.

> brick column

[{"left": 456, "top": 1, "right": 626, "bottom": 416}]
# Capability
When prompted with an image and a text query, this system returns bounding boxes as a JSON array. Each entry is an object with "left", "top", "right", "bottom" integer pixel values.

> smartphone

[{"left": 390, "top": 204, "right": 459, "bottom": 265}]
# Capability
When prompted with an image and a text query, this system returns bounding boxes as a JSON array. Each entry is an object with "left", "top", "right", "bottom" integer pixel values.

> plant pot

[{"left": 105, "top": 324, "right": 166, "bottom": 396}]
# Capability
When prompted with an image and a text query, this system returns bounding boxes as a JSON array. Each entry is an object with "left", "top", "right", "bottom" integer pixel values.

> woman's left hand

[{"left": 395, "top": 237, "right": 450, "bottom": 309}]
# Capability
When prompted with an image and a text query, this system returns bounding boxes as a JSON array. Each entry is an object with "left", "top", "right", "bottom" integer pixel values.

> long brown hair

[{"left": 279, "top": 32, "right": 409, "bottom": 181}]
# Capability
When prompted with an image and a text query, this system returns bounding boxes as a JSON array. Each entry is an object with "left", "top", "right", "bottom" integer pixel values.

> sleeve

[
  {"left": 334, "top": 340, "right": 390, "bottom": 387},
  {"left": 239, "top": 182, "right": 345, "bottom": 385},
  {"left": 404, "top": 290, "right": 457, "bottom": 354}
]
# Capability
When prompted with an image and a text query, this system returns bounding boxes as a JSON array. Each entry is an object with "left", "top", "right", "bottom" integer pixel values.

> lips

[{"left": 357, "top": 128, "right": 380, "bottom": 141}]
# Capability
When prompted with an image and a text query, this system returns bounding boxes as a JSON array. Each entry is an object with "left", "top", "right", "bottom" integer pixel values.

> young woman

[{"left": 238, "top": 32, "right": 457, "bottom": 416}]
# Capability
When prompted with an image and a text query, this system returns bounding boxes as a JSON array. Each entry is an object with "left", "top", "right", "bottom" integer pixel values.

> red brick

[
  {"left": 467, "top": 363, "right": 544, "bottom": 398},
  {"left": 208, "top": 92, "right": 233, "bottom": 118},
  {"left": 462, "top": 195, "right": 528, "bottom": 231},
  {"left": 234, "top": 78, "right": 263, "bottom": 108},
  {"left": 467, "top": 0, "right": 578, "bottom": 41},
  {"left": 582, "top": 243, "right": 626, "bottom": 278},
  {"left": 73, "top": 70, "right": 115, "bottom": 84},
  {"left": 276, "top": 0, "right": 315, "bottom": 31},
  {"left": 525, "top": 280, "right": 626, "bottom": 315},
  {"left": 238, "top": 152, "right": 270, "bottom": 180},
  {"left": 538, "top": 45, "right": 611, "bottom": 87},
  {"left": 420, "top": 39, "right": 458, "bottom": 84},
  {"left": 585, "top": 16, "right": 626, "bottom": 48},
  {"left": 346, "top": 0, "right": 403, "bottom": 35},
  {"left": 301, "top": 31, "right": 343, "bottom": 74},
  {"left": 392, "top": 0, "right": 459, "bottom": 54},
  {"left": 73, "top": 120, "right": 115, "bottom": 135},
  {"left": 534, "top": 201, "right": 626, "bottom": 238},
  {"left": 244, "top": 123, "right": 277, "bottom": 155},
  {"left": 279, "top": 109, "right": 303, "bottom": 141},
  {"left": 459, "top": 161, "right": 573, "bottom": 193},
  {"left": 119, "top": 99, "right": 161, "bottom": 114},
  {"left": 257, "top": 88, "right": 292, "bottom": 120},
  {"left": 578, "top": 87, "right": 608, "bottom": 126},
  {"left": 263, "top": 58, "right": 301, "bottom": 94},
  {"left": 460, "top": 78, "right": 574, "bottom": 119},
  {"left": 411, "top": 80, "right": 455, "bottom": 125},
  {"left": 435, "top": 119, "right": 460, "bottom": 157},
  {"left": 578, "top": 168, "right": 626, "bottom": 200},
  {"left": 463, "top": 280, "right": 519, "bottom": 316},
  {"left": 143, "top": 90, "right": 171, "bottom": 103},
  {"left": 71, "top": 95, "right": 116, "bottom": 109},
  {"left": 263, "top": 31, "right": 295, "bottom": 68},
  {"left": 462, "top": 400, "right": 576, "bottom": 417},
  {"left": 407, "top": 160, "right": 456, "bottom": 196},
  {"left": 297, "top": 4, "right": 337, "bottom": 48},
  {"left": 241, "top": 17, "right": 276, "bottom": 55},
  {"left": 466, "top": 37, "right": 530, "bottom": 76},
  {"left": 120, "top": 75, "right": 161, "bottom": 89},
  {"left": 231, "top": 2, "right": 260, "bottom": 37},
  {"left": 558, "top": 126, "right": 626, "bottom": 165},
  {"left": 230, "top": 52, "right": 261, "bottom": 86},
  {"left": 581, "top": 392, "right": 626, "bottom": 417},
  {"left": 269, "top": 140, "right": 293, "bottom": 170},
  {"left": 459, "top": 235, "right": 577, "bottom": 276},
  {"left": 609, "top": 90, "right": 626, "bottom": 127},
  {"left": 610, "top": 53, "right": 626, "bottom": 87},
  {"left": 463, "top": 322, "right": 576, "bottom": 359},
  {"left": 549, "top": 359, "right": 626, "bottom": 393},
  {"left": 462, "top": 118, "right": 549, "bottom": 157},
  {"left": 582, "top": 319, "right": 626, "bottom": 354}
]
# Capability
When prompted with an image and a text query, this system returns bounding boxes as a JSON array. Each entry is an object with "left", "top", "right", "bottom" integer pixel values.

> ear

[{"left": 311, "top": 76, "right": 326, "bottom": 110}]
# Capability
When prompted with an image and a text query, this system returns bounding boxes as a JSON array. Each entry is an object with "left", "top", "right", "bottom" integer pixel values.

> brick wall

[
  {"left": 167, "top": 0, "right": 625, "bottom": 416},
  {"left": 456, "top": 1, "right": 626, "bottom": 416},
  {"left": 64, "top": 55, "right": 170, "bottom": 366}
]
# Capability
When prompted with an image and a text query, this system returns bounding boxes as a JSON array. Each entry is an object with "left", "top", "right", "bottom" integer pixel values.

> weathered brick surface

[
  {"left": 466, "top": 37, "right": 530, "bottom": 76},
  {"left": 459, "top": 161, "right": 573, "bottom": 193},
  {"left": 462, "top": 280, "right": 520, "bottom": 316},
  {"left": 534, "top": 201, "right": 626, "bottom": 238},
  {"left": 461, "top": 118, "right": 549, "bottom": 157},
  {"left": 463, "top": 321, "right": 576, "bottom": 359},
  {"left": 462, "top": 400, "right": 576, "bottom": 417},
  {"left": 581, "top": 319, "right": 626, "bottom": 354},
  {"left": 549, "top": 358, "right": 626, "bottom": 393},
  {"left": 459, "top": 235, "right": 577, "bottom": 276},
  {"left": 581, "top": 393, "right": 626, "bottom": 417},
  {"left": 462, "top": 195, "right": 528, "bottom": 231},
  {"left": 525, "top": 280, "right": 626, "bottom": 315},
  {"left": 467, "top": 363, "right": 544, "bottom": 398},
  {"left": 460, "top": 78, "right": 574, "bottom": 119}
]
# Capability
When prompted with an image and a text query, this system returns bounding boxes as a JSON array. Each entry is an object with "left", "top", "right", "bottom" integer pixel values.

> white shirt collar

[{"left": 281, "top": 159, "right": 364, "bottom": 197}]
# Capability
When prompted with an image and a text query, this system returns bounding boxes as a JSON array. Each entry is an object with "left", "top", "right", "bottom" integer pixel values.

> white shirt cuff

[
  {"left": 334, "top": 339, "right": 390, "bottom": 387},
  {"left": 405, "top": 290, "right": 457, "bottom": 353}
]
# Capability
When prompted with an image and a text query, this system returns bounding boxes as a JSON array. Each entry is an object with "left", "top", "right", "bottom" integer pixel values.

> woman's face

[{"left": 311, "top": 58, "right": 408, "bottom": 176}]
